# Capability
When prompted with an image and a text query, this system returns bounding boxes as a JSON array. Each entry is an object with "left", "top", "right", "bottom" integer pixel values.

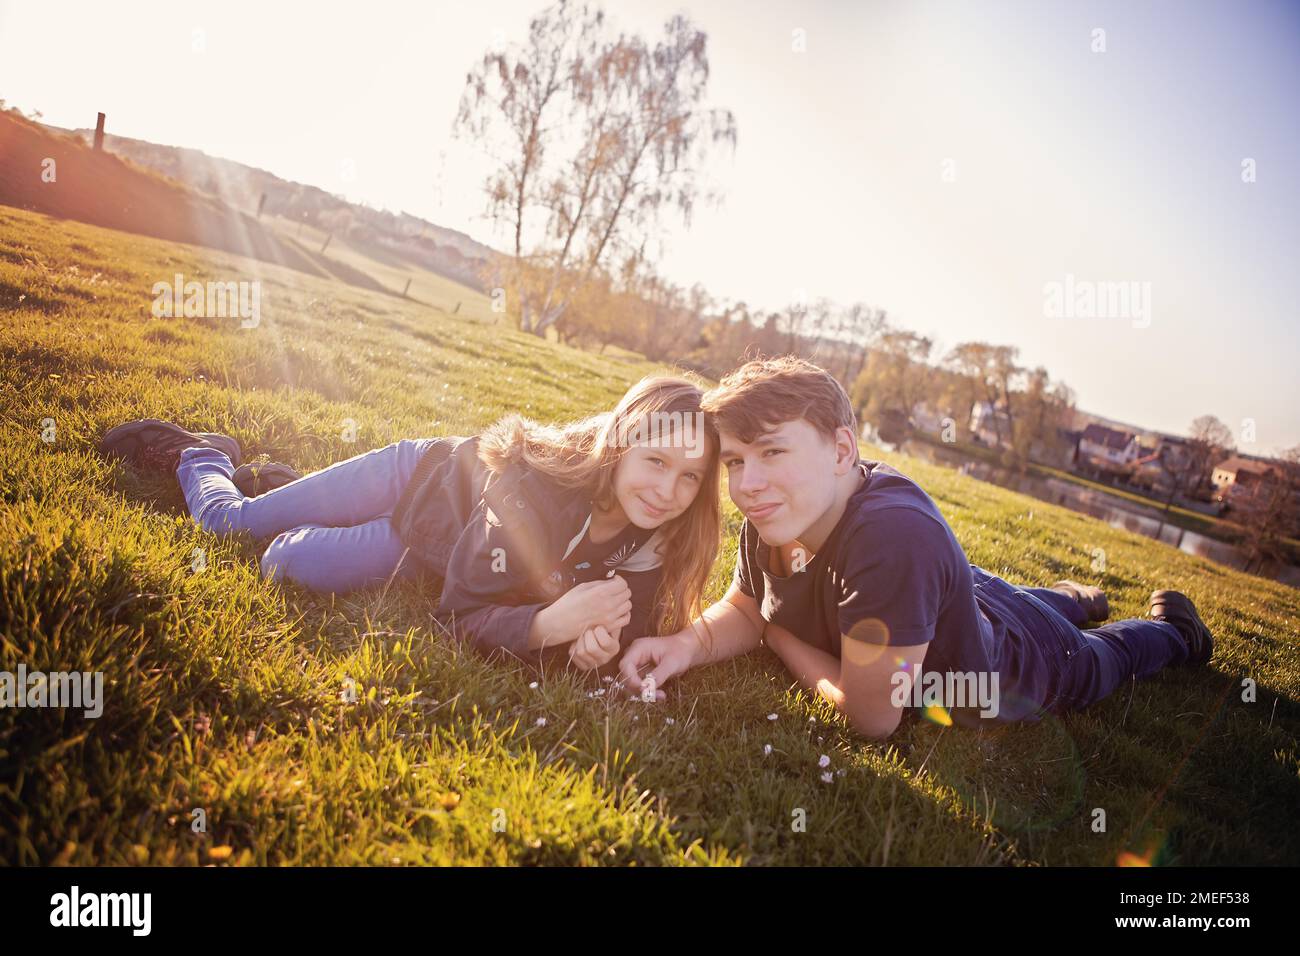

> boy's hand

[
  {"left": 568, "top": 625, "right": 621, "bottom": 671},
  {"left": 618, "top": 632, "right": 697, "bottom": 701}
]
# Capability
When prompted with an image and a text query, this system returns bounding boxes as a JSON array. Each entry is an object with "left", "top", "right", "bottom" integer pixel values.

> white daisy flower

[
  {"left": 535, "top": 717, "right": 547, "bottom": 727},
  {"left": 528, "top": 681, "right": 539, "bottom": 690},
  {"left": 767, "top": 713, "right": 778, "bottom": 721}
]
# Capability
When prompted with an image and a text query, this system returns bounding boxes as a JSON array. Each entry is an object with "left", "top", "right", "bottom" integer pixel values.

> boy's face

[{"left": 719, "top": 418, "right": 841, "bottom": 546}]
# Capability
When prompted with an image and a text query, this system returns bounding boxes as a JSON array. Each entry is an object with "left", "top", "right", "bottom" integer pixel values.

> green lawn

[{"left": 1, "top": 205, "right": 1297, "bottom": 866}]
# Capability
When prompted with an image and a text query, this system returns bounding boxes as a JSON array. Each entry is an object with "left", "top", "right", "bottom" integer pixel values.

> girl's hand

[
  {"left": 531, "top": 576, "right": 632, "bottom": 649},
  {"left": 569, "top": 625, "right": 621, "bottom": 671}
]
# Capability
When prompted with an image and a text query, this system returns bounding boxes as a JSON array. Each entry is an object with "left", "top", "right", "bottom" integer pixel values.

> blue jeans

[
  {"left": 971, "top": 567, "right": 1189, "bottom": 720},
  {"left": 176, "top": 439, "right": 435, "bottom": 593}
]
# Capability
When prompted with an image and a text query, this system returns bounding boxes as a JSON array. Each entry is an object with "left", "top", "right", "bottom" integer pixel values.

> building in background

[{"left": 1077, "top": 423, "right": 1139, "bottom": 475}]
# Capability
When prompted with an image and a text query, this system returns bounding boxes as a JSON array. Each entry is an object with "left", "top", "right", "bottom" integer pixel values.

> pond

[{"left": 889, "top": 439, "right": 1300, "bottom": 589}]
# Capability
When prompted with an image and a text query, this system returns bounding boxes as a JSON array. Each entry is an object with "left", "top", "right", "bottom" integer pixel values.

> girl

[{"left": 99, "top": 377, "right": 722, "bottom": 672}]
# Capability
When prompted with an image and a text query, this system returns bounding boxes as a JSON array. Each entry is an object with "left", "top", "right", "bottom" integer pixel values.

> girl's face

[{"left": 609, "top": 438, "right": 711, "bottom": 529}]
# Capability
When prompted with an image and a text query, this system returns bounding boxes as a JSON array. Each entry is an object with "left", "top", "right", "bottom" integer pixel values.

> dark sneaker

[
  {"left": 1148, "top": 590, "right": 1214, "bottom": 665},
  {"left": 99, "top": 418, "right": 241, "bottom": 474},
  {"left": 1052, "top": 580, "right": 1110, "bottom": 622},
  {"left": 232, "top": 461, "right": 302, "bottom": 497}
]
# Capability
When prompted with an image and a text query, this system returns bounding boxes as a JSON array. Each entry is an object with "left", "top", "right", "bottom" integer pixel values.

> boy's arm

[
  {"left": 763, "top": 622, "right": 928, "bottom": 740},
  {"left": 687, "top": 582, "right": 766, "bottom": 665},
  {"left": 618, "top": 582, "right": 764, "bottom": 691}
]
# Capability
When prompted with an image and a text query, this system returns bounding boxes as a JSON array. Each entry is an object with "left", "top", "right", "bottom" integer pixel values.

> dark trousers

[{"left": 970, "top": 567, "right": 1189, "bottom": 721}]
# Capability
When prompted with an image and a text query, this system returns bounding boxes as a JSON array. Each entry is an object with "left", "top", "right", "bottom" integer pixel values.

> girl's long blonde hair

[{"left": 477, "top": 375, "right": 721, "bottom": 636}]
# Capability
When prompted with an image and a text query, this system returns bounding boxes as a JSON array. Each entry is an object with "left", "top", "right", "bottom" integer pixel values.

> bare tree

[
  {"left": 455, "top": 1, "right": 604, "bottom": 265},
  {"left": 457, "top": 5, "right": 736, "bottom": 336},
  {"left": 1152, "top": 439, "right": 1203, "bottom": 533},
  {"left": 1234, "top": 447, "right": 1300, "bottom": 573},
  {"left": 1186, "top": 414, "right": 1235, "bottom": 500},
  {"left": 837, "top": 303, "right": 889, "bottom": 385}
]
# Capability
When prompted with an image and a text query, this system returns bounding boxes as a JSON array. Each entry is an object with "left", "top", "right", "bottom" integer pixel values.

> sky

[{"left": 2, "top": 0, "right": 1298, "bottom": 454}]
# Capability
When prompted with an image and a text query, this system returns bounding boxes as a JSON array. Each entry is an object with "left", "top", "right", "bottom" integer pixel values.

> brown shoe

[
  {"left": 100, "top": 418, "right": 241, "bottom": 474},
  {"left": 1052, "top": 580, "right": 1110, "bottom": 622},
  {"left": 1148, "top": 590, "right": 1214, "bottom": 666},
  {"left": 232, "top": 460, "right": 302, "bottom": 497}
]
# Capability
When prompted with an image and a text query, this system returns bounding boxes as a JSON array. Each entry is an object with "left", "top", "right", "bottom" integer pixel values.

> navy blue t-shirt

[{"left": 732, "top": 461, "right": 1054, "bottom": 705}]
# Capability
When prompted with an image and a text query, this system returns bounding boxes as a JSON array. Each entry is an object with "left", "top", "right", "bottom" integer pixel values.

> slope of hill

[
  {"left": 0, "top": 109, "right": 496, "bottom": 317},
  {"left": 0, "top": 110, "right": 324, "bottom": 278},
  {"left": 2, "top": 206, "right": 1297, "bottom": 866},
  {"left": 56, "top": 122, "right": 494, "bottom": 289}
]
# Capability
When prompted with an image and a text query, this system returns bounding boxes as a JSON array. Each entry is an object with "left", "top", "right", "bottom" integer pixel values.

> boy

[{"left": 619, "top": 357, "right": 1213, "bottom": 739}]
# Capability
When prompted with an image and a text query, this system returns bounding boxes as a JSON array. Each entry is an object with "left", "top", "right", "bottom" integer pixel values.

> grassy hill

[
  {"left": 1, "top": 204, "right": 1297, "bottom": 865},
  {"left": 0, "top": 110, "right": 482, "bottom": 311}
]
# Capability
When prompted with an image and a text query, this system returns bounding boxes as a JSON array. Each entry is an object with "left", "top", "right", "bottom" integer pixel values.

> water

[{"left": 890, "top": 439, "right": 1300, "bottom": 589}]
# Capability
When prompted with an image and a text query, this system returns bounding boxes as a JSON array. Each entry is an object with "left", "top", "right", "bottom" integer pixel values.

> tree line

[{"left": 456, "top": 1, "right": 1299, "bottom": 574}]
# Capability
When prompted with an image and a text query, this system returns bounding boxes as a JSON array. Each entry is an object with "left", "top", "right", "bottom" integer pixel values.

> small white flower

[
  {"left": 818, "top": 754, "right": 831, "bottom": 768},
  {"left": 602, "top": 675, "right": 614, "bottom": 683},
  {"left": 767, "top": 713, "right": 778, "bottom": 721},
  {"left": 836, "top": 768, "right": 846, "bottom": 777},
  {"left": 821, "top": 771, "right": 834, "bottom": 784},
  {"left": 665, "top": 717, "right": 675, "bottom": 725},
  {"left": 535, "top": 717, "right": 547, "bottom": 727},
  {"left": 763, "top": 744, "right": 772, "bottom": 756},
  {"left": 808, "top": 716, "right": 816, "bottom": 723},
  {"left": 528, "top": 681, "right": 538, "bottom": 689}
]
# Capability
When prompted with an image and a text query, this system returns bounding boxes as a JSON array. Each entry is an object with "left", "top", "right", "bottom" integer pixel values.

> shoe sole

[{"left": 1149, "top": 590, "right": 1214, "bottom": 665}]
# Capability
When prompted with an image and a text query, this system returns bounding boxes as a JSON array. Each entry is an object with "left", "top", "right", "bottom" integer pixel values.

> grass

[
  {"left": 1, "top": 204, "right": 1298, "bottom": 866},
  {"left": 260, "top": 214, "right": 499, "bottom": 323}
]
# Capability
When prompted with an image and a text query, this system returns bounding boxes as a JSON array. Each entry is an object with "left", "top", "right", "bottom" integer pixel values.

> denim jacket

[{"left": 390, "top": 437, "right": 666, "bottom": 660}]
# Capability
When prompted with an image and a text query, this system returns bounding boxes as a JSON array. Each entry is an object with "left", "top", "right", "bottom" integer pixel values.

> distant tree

[
  {"left": 1152, "top": 438, "right": 1205, "bottom": 533},
  {"left": 457, "top": 3, "right": 736, "bottom": 336},
  {"left": 834, "top": 303, "right": 888, "bottom": 386},
  {"left": 944, "top": 342, "right": 1023, "bottom": 453},
  {"left": 455, "top": 1, "right": 601, "bottom": 266},
  {"left": 1233, "top": 447, "right": 1300, "bottom": 573},
  {"left": 1186, "top": 414, "right": 1236, "bottom": 499},
  {"left": 1013, "top": 366, "right": 1074, "bottom": 467},
  {"left": 852, "top": 328, "right": 932, "bottom": 432}
]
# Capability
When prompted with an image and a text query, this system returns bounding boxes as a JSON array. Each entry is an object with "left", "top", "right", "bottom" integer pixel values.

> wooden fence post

[{"left": 93, "top": 112, "right": 105, "bottom": 151}]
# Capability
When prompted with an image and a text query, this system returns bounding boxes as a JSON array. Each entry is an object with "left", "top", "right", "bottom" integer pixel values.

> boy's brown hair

[{"left": 701, "top": 356, "right": 859, "bottom": 456}]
